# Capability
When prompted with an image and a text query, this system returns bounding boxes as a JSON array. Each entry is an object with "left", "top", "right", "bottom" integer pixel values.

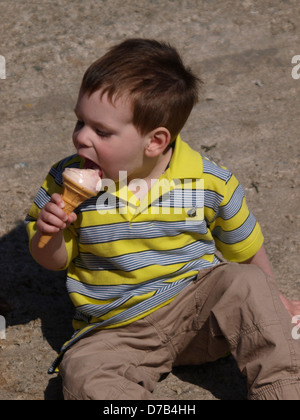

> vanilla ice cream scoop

[
  {"left": 63, "top": 168, "right": 102, "bottom": 193},
  {"left": 37, "top": 168, "right": 102, "bottom": 249}
]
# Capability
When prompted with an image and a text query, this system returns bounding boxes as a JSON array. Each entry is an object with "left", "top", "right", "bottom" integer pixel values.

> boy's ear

[{"left": 145, "top": 127, "right": 171, "bottom": 157}]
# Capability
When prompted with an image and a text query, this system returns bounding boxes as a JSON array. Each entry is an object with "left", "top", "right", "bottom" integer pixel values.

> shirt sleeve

[
  {"left": 207, "top": 170, "right": 264, "bottom": 262},
  {"left": 25, "top": 157, "right": 79, "bottom": 270}
]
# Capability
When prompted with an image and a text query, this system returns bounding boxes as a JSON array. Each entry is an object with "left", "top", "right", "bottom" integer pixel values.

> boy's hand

[{"left": 37, "top": 193, "right": 77, "bottom": 234}]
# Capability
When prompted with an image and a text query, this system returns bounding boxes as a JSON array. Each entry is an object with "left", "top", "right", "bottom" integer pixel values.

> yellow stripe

[
  {"left": 215, "top": 223, "right": 264, "bottom": 262},
  {"left": 69, "top": 293, "right": 116, "bottom": 308},
  {"left": 68, "top": 262, "right": 202, "bottom": 286}
]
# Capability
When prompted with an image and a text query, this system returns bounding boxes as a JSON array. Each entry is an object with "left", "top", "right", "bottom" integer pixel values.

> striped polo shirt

[{"left": 26, "top": 135, "right": 264, "bottom": 371}]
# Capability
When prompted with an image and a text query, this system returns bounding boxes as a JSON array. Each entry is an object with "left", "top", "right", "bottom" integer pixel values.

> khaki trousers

[{"left": 59, "top": 263, "right": 300, "bottom": 400}]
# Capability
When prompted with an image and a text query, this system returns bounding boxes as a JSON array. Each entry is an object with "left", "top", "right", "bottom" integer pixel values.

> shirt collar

[
  {"left": 97, "top": 135, "right": 204, "bottom": 214},
  {"left": 167, "top": 134, "right": 203, "bottom": 180}
]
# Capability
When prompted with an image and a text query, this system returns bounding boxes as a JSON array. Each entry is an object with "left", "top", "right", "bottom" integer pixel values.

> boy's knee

[
  {"left": 60, "top": 349, "right": 155, "bottom": 400},
  {"left": 61, "top": 362, "right": 120, "bottom": 400},
  {"left": 61, "top": 366, "right": 154, "bottom": 400}
]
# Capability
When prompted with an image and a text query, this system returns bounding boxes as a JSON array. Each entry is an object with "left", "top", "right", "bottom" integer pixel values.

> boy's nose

[{"left": 74, "top": 126, "right": 93, "bottom": 148}]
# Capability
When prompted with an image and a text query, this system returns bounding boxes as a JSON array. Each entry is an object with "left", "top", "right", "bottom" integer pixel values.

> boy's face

[{"left": 73, "top": 89, "right": 150, "bottom": 182}]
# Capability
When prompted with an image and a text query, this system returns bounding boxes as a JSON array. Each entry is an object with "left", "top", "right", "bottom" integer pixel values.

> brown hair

[{"left": 80, "top": 39, "right": 202, "bottom": 142}]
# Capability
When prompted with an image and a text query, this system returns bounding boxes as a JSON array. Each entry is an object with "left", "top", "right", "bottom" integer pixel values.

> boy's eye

[
  {"left": 96, "top": 129, "right": 111, "bottom": 138},
  {"left": 74, "top": 120, "right": 111, "bottom": 138}
]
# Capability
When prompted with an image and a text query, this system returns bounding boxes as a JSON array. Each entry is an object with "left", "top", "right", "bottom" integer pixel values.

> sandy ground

[{"left": 0, "top": 0, "right": 299, "bottom": 400}]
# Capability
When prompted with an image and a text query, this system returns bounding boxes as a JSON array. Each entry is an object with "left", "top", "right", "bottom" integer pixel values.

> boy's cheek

[{"left": 72, "top": 133, "right": 78, "bottom": 149}]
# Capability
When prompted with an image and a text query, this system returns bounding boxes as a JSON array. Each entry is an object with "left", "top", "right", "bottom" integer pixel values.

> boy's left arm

[{"left": 242, "top": 245, "right": 300, "bottom": 318}]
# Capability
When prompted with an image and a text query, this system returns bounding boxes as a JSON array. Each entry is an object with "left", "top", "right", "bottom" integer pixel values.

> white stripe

[
  {"left": 212, "top": 213, "right": 256, "bottom": 244},
  {"left": 67, "top": 258, "right": 203, "bottom": 301},
  {"left": 204, "top": 189, "right": 224, "bottom": 212},
  {"left": 202, "top": 157, "right": 231, "bottom": 182},
  {"left": 217, "top": 184, "right": 245, "bottom": 220},
  {"left": 78, "top": 220, "right": 208, "bottom": 244},
  {"left": 75, "top": 276, "right": 193, "bottom": 325},
  {"left": 74, "top": 240, "right": 215, "bottom": 272},
  {"left": 34, "top": 188, "right": 51, "bottom": 209},
  {"left": 152, "top": 189, "right": 204, "bottom": 208}
]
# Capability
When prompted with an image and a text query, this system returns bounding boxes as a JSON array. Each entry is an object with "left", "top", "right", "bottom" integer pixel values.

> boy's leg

[
  {"left": 59, "top": 273, "right": 217, "bottom": 400},
  {"left": 60, "top": 262, "right": 300, "bottom": 400},
  {"left": 174, "top": 263, "right": 300, "bottom": 400},
  {"left": 59, "top": 318, "right": 172, "bottom": 400},
  {"left": 59, "top": 275, "right": 215, "bottom": 400}
]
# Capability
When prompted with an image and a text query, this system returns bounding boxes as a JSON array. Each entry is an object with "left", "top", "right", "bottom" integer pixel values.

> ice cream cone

[{"left": 37, "top": 174, "right": 98, "bottom": 249}]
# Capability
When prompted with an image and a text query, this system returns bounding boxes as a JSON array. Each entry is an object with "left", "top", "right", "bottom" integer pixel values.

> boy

[{"left": 26, "top": 39, "right": 300, "bottom": 400}]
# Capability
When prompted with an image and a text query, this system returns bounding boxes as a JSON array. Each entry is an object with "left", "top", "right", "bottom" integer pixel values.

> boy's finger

[
  {"left": 43, "top": 201, "right": 68, "bottom": 221},
  {"left": 68, "top": 212, "right": 77, "bottom": 224},
  {"left": 41, "top": 212, "right": 68, "bottom": 230},
  {"left": 50, "top": 193, "right": 65, "bottom": 209}
]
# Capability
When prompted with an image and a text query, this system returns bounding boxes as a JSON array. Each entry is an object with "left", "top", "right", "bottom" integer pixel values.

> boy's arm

[
  {"left": 242, "top": 246, "right": 300, "bottom": 317},
  {"left": 241, "top": 245, "right": 274, "bottom": 277},
  {"left": 31, "top": 229, "right": 68, "bottom": 270}
]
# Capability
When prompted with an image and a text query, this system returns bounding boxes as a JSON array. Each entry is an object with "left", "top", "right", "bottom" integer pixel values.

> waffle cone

[
  {"left": 37, "top": 176, "right": 97, "bottom": 249},
  {"left": 60, "top": 176, "right": 97, "bottom": 213}
]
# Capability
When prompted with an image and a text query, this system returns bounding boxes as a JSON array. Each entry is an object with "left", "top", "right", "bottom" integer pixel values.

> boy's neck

[{"left": 128, "top": 147, "right": 173, "bottom": 200}]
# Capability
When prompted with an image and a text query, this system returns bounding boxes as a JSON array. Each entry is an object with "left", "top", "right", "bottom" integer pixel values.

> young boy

[{"left": 26, "top": 39, "right": 300, "bottom": 400}]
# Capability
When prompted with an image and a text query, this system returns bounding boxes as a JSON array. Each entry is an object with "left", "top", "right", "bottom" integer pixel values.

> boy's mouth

[{"left": 83, "top": 158, "right": 103, "bottom": 178}]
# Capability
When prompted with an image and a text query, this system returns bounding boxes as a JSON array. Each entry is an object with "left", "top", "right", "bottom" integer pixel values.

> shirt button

[{"left": 187, "top": 207, "right": 197, "bottom": 217}]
